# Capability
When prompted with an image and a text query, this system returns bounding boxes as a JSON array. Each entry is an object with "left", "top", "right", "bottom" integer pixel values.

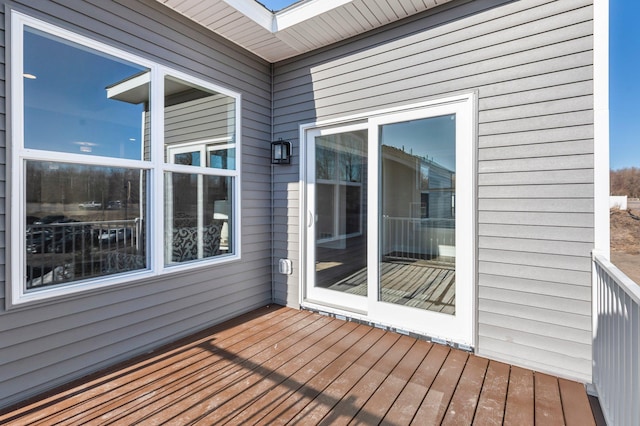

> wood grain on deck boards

[
  {"left": 441, "top": 355, "right": 490, "bottom": 425},
  {"left": 473, "top": 360, "right": 510, "bottom": 425},
  {"left": 534, "top": 373, "right": 565, "bottom": 426},
  {"left": 504, "top": 365, "right": 535, "bottom": 425},
  {"left": 0, "top": 306, "right": 597, "bottom": 426},
  {"left": 380, "top": 341, "right": 448, "bottom": 425},
  {"left": 559, "top": 378, "right": 597, "bottom": 426}
]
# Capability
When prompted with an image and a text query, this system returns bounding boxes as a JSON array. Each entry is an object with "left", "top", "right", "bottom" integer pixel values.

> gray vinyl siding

[
  {"left": 0, "top": 6, "right": 5, "bottom": 304},
  {"left": 0, "top": 0, "right": 272, "bottom": 409},
  {"left": 272, "top": 0, "right": 595, "bottom": 382}
]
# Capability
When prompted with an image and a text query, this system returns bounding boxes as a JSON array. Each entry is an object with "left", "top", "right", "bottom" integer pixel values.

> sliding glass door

[{"left": 303, "top": 94, "right": 475, "bottom": 346}]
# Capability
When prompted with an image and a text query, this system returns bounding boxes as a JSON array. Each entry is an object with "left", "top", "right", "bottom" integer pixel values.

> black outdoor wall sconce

[{"left": 271, "top": 139, "right": 291, "bottom": 164}]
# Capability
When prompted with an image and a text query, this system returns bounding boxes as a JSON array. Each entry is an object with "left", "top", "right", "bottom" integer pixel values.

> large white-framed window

[{"left": 8, "top": 11, "right": 241, "bottom": 306}]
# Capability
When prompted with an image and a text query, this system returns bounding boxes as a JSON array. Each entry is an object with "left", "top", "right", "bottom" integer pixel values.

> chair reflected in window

[{"left": 171, "top": 220, "right": 223, "bottom": 263}]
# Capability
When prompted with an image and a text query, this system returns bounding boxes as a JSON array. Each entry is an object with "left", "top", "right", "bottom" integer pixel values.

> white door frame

[{"left": 300, "top": 93, "right": 476, "bottom": 347}]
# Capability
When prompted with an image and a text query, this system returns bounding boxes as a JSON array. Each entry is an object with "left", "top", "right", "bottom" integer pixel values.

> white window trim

[{"left": 7, "top": 11, "right": 242, "bottom": 307}]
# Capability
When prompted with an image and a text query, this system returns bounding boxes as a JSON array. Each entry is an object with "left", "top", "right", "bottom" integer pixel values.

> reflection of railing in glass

[
  {"left": 26, "top": 218, "right": 144, "bottom": 289},
  {"left": 382, "top": 216, "right": 455, "bottom": 262}
]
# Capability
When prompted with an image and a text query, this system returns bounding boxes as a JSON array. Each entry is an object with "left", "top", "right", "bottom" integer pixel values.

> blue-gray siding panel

[{"left": 272, "top": 0, "right": 595, "bottom": 382}]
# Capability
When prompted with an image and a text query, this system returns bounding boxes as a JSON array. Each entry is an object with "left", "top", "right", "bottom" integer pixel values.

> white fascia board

[
  {"left": 274, "top": 0, "right": 353, "bottom": 31},
  {"left": 222, "top": 0, "right": 274, "bottom": 31}
]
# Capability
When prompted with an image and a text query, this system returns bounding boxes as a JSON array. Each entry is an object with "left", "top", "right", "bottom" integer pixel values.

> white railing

[{"left": 592, "top": 252, "right": 640, "bottom": 426}]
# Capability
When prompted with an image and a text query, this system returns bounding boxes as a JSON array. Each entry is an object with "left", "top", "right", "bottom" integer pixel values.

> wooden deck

[{"left": 0, "top": 306, "right": 597, "bottom": 425}]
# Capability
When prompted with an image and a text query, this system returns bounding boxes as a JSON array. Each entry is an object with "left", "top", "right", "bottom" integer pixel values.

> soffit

[{"left": 156, "top": 0, "right": 455, "bottom": 62}]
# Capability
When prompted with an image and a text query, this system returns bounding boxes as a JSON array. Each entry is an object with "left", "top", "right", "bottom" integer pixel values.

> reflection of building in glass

[
  {"left": 381, "top": 144, "right": 456, "bottom": 263},
  {"left": 382, "top": 145, "right": 455, "bottom": 220},
  {"left": 109, "top": 73, "right": 235, "bottom": 263}
]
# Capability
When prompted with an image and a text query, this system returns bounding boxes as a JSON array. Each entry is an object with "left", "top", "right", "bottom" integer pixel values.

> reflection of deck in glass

[
  {"left": 315, "top": 233, "right": 455, "bottom": 314},
  {"left": 326, "top": 261, "right": 455, "bottom": 315},
  {"left": 315, "top": 235, "right": 367, "bottom": 292}
]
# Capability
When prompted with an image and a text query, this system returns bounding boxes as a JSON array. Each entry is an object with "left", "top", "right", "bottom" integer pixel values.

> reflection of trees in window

[
  {"left": 315, "top": 131, "right": 366, "bottom": 241},
  {"left": 26, "top": 162, "right": 141, "bottom": 211},
  {"left": 24, "top": 160, "right": 147, "bottom": 289},
  {"left": 316, "top": 146, "right": 335, "bottom": 181},
  {"left": 316, "top": 132, "right": 365, "bottom": 183},
  {"left": 340, "top": 134, "right": 365, "bottom": 183},
  {"left": 174, "top": 152, "right": 198, "bottom": 166}
]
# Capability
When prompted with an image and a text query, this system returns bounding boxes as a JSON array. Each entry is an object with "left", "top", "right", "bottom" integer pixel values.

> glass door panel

[
  {"left": 380, "top": 114, "right": 457, "bottom": 314},
  {"left": 314, "top": 131, "right": 367, "bottom": 293},
  {"left": 305, "top": 126, "right": 368, "bottom": 311}
]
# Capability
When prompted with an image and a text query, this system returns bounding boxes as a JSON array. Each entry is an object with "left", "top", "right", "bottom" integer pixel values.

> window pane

[
  {"left": 164, "top": 76, "right": 236, "bottom": 169},
  {"left": 209, "top": 147, "right": 235, "bottom": 170},
  {"left": 23, "top": 27, "right": 149, "bottom": 160},
  {"left": 25, "top": 161, "right": 147, "bottom": 290},
  {"left": 165, "top": 172, "right": 232, "bottom": 264}
]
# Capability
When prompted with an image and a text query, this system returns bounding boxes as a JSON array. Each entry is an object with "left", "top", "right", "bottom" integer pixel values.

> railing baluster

[{"left": 592, "top": 252, "right": 640, "bottom": 426}]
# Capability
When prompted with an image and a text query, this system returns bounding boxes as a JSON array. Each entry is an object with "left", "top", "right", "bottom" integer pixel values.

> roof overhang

[{"left": 155, "top": 0, "right": 455, "bottom": 62}]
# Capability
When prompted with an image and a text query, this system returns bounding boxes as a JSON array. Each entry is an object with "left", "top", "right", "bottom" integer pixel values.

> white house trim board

[{"left": 593, "top": 0, "right": 609, "bottom": 259}]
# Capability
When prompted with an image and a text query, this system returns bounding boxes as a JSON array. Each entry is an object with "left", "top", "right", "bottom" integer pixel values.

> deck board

[
  {"left": 351, "top": 338, "right": 428, "bottom": 425},
  {"left": 473, "top": 360, "right": 510, "bottom": 425},
  {"left": 441, "top": 354, "right": 489, "bottom": 425},
  {"left": 380, "top": 340, "right": 446, "bottom": 425},
  {"left": 415, "top": 348, "right": 469, "bottom": 424},
  {"left": 504, "top": 365, "right": 535, "bottom": 425},
  {"left": 0, "top": 306, "right": 597, "bottom": 426},
  {"left": 558, "top": 378, "right": 597, "bottom": 426},
  {"left": 225, "top": 320, "right": 365, "bottom": 424},
  {"left": 534, "top": 373, "right": 565, "bottom": 426},
  {"left": 288, "top": 332, "right": 402, "bottom": 424}
]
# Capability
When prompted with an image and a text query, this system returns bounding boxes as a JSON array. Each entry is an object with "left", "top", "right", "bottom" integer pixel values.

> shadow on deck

[{"left": 0, "top": 305, "right": 598, "bottom": 425}]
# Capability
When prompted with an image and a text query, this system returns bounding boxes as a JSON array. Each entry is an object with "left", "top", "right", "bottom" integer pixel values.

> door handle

[{"left": 308, "top": 210, "right": 313, "bottom": 227}]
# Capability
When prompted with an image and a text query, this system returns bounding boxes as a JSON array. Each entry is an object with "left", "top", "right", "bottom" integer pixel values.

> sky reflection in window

[{"left": 23, "top": 26, "right": 148, "bottom": 160}]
